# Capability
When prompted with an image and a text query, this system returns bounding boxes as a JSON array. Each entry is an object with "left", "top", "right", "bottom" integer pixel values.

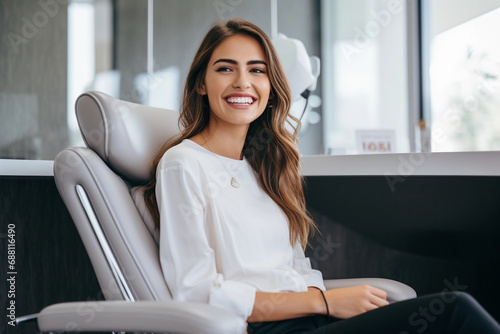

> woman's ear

[{"left": 197, "top": 84, "right": 207, "bottom": 96}]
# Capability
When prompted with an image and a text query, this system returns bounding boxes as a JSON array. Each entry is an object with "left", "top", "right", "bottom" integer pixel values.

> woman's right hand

[{"left": 322, "top": 285, "right": 389, "bottom": 319}]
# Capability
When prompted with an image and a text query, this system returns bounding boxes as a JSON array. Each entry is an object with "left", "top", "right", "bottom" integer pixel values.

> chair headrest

[{"left": 75, "top": 91, "right": 180, "bottom": 183}]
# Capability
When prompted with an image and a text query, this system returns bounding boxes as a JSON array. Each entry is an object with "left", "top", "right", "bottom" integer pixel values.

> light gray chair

[{"left": 35, "top": 91, "right": 416, "bottom": 333}]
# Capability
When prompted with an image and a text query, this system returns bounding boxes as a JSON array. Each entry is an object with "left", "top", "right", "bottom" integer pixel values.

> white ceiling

[{"left": 431, "top": 0, "right": 500, "bottom": 35}]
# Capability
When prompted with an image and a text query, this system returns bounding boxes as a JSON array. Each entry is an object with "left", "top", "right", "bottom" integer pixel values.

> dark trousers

[{"left": 247, "top": 292, "right": 500, "bottom": 334}]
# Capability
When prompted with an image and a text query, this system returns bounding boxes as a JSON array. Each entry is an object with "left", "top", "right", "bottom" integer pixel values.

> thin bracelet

[{"left": 319, "top": 290, "right": 330, "bottom": 317}]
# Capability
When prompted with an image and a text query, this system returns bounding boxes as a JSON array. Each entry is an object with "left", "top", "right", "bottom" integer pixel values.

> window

[{"left": 424, "top": 0, "right": 500, "bottom": 152}]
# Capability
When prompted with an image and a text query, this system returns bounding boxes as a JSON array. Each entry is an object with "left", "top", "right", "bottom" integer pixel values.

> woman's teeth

[{"left": 226, "top": 96, "right": 253, "bottom": 105}]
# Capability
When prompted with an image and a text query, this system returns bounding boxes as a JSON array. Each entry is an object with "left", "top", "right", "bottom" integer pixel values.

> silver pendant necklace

[
  {"left": 202, "top": 134, "right": 241, "bottom": 188},
  {"left": 230, "top": 176, "right": 240, "bottom": 188}
]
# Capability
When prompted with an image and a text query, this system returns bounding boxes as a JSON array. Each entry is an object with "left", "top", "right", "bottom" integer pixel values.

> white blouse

[{"left": 156, "top": 139, "right": 325, "bottom": 320}]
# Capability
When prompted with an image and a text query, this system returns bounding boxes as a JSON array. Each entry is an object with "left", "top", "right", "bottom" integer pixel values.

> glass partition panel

[
  {"left": 0, "top": 0, "right": 119, "bottom": 160},
  {"left": 426, "top": 0, "right": 500, "bottom": 152},
  {"left": 1, "top": 0, "right": 69, "bottom": 159},
  {"left": 321, "top": 0, "right": 410, "bottom": 155},
  {"left": 1, "top": 0, "right": 324, "bottom": 159}
]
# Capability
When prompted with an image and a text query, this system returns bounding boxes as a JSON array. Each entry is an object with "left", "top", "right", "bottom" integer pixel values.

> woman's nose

[{"left": 232, "top": 72, "right": 251, "bottom": 89}]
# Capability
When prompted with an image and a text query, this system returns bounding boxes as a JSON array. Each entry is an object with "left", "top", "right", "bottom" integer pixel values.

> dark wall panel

[
  {"left": 305, "top": 175, "right": 500, "bottom": 321},
  {"left": 0, "top": 177, "right": 102, "bottom": 334}
]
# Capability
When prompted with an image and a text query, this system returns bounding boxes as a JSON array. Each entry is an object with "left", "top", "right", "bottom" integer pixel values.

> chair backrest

[{"left": 53, "top": 91, "right": 180, "bottom": 302}]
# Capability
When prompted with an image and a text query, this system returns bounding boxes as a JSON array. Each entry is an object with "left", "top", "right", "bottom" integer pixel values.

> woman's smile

[{"left": 224, "top": 93, "right": 257, "bottom": 108}]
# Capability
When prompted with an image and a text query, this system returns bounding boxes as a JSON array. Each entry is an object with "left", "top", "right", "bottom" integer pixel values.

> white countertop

[
  {"left": 0, "top": 159, "right": 54, "bottom": 176},
  {"left": 1, "top": 151, "right": 499, "bottom": 177},
  {"left": 301, "top": 151, "right": 500, "bottom": 176}
]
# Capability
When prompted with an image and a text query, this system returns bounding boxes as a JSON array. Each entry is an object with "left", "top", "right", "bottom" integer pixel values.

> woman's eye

[
  {"left": 251, "top": 68, "right": 266, "bottom": 74},
  {"left": 216, "top": 67, "right": 232, "bottom": 72}
]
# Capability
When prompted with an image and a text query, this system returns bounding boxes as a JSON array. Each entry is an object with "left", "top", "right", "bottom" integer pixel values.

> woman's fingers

[
  {"left": 367, "top": 286, "right": 389, "bottom": 307},
  {"left": 370, "top": 285, "right": 388, "bottom": 299},
  {"left": 369, "top": 294, "right": 390, "bottom": 309}
]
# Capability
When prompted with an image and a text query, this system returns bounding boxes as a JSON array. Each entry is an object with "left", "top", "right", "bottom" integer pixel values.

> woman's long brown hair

[{"left": 143, "top": 18, "right": 315, "bottom": 249}]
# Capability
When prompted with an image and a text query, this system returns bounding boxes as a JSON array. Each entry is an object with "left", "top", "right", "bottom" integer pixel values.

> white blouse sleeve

[
  {"left": 156, "top": 159, "right": 256, "bottom": 320},
  {"left": 292, "top": 242, "right": 326, "bottom": 290}
]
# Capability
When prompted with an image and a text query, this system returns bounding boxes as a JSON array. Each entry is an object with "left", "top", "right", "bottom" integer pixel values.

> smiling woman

[{"left": 142, "top": 17, "right": 321, "bottom": 325}]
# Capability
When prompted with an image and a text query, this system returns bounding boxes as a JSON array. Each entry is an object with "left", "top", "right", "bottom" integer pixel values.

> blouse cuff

[
  {"left": 208, "top": 279, "right": 257, "bottom": 320},
  {"left": 303, "top": 271, "right": 326, "bottom": 291}
]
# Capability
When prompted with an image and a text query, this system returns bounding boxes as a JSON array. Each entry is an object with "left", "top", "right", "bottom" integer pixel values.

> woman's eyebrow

[
  {"left": 248, "top": 60, "right": 267, "bottom": 66},
  {"left": 213, "top": 58, "right": 267, "bottom": 66}
]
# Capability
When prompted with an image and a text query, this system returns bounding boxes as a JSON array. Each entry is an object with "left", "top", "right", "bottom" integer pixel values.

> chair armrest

[
  {"left": 38, "top": 300, "right": 247, "bottom": 334},
  {"left": 323, "top": 278, "right": 417, "bottom": 303}
]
